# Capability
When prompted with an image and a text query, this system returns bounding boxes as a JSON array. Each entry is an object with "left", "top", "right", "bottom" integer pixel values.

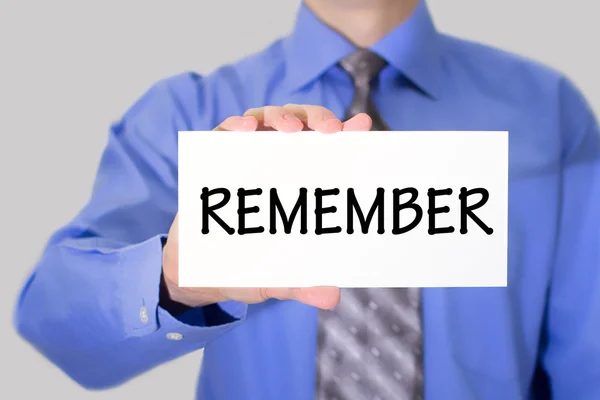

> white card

[{"left": 178, "top": 131, "right": 508, "bottom": 288}]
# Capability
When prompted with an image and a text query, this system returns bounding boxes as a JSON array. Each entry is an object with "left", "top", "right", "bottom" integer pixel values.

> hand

[
  {"left": 162, "top": 105, "right": 372, "bottom": 310},
  {"left": 214, "top": 104, "right": 372, "bottom": 133}
]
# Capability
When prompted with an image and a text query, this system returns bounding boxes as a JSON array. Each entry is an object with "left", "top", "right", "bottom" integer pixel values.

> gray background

[{"left": 0, "top": 0, "right": 597, "bottom": 398}]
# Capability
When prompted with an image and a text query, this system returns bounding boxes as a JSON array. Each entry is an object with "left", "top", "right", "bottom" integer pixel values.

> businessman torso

[
  {"left": 183, "top": 4, "right": 598, "bottom": 399},
  {"left": 15, "top": 2, "right": 599, "bottom": 399}
]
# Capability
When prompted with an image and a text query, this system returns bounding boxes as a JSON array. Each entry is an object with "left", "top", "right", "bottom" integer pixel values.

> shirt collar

[{"left": 282, "top": 0, "right": 445, "bottom": 99}]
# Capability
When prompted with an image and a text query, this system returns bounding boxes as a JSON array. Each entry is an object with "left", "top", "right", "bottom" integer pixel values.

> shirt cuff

[{"left": 118, "top": 234, "right": 248, "bottom": 340}]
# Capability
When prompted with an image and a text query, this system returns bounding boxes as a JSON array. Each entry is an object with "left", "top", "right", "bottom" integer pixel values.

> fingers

[
  {"left": 258, "top": 287, "right": 341, "bottom": 309},
  {"left": 217, "top": 287, "right": 340, "bottom": 309},
  {"left": 244, "top": 105, "right": 344, "bottom": 133},
  {"left": 215, "top": 106, "right": 372, "bottom": 134},
  {"left": 290, "top": 287, "right": 341, "bottom": 309},
  {"left": 342, "top": 113, "right": 373, "bottom": 131},
  {"left": 243, "top": 107, "right": 304, "bottom": 133},
  {"left": 283, "top": 104, "right": 343, "bottom": 133},
  {"left": 213, "top": 116, "right": 259, "bottom": 132}
]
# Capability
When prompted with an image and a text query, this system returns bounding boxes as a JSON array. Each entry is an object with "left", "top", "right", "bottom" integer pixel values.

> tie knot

[{"left": 339, "top": 49, "right": 387, "bottom": 85}]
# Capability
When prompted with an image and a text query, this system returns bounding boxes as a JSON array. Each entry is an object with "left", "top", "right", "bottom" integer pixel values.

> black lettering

[
  {"left": 315, "top": 188, "right": 342, "bottom": 235},
  {"left": 427, "top": 188, "right": 455, "bottom": 235},
  {"left": 347, "top": 188, "right": 385, "bottom": 234},
  {"left": 201, "top": 187, "right": 234, "bottom": 234},
  {"left": 392, "top": 188, "right": 422, "bottom": 234},
  {"left": 269, "top": 188, "right": 308, "bottom": 234},
  {"left": 237, "top": 188, "right": 265, "bottom": 235},
  {"left": 459, "top": 187, "right": 494, "bottom": 234}
]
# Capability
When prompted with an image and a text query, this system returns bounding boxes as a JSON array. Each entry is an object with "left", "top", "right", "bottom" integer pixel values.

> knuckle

[
  {"left": 243, "top": 108, "right": 260, "bottom": 116},
  {"left": 305, "top": 105, "right": 330, "bottom": 117},
  {"left": 305, "top": 104, "right": 323, "bottom": 111},
  {"left": 215, "top": 116, "right": 238, "bottom": 129},
  {"left": 316, "top": 105, "right": 334, "bottom": 115},
  {"left": 258, "top": 287, "right": 270, "bottom": 302},
  {"left": 263, "top": 105, "right": 281, "bottom": 117},
  {"left": 222, "top": 115, "right": 239, "bottom": 123}
]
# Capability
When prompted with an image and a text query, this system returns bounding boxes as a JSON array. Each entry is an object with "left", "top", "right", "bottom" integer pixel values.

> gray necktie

[
  {"left": 340, "top": 49, "right": 390, "bottom": 131},
  {"left": 315, "top": 49, "right": 424, "bottom": 400}
]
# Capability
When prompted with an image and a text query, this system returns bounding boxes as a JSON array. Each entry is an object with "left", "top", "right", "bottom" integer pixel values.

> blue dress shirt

[{"left": 14, "top": 1, "right": 600, "bottom": 399}]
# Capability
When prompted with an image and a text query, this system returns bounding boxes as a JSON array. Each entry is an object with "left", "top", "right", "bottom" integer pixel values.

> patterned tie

[
  {"left": 315, "top": 49, "right": 424, "bottom": 400},
  {"left": 340, "top": 49, "right": 390, "bottom": 131}
]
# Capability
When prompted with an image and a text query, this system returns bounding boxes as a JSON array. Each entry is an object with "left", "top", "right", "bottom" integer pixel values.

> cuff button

[
  {"left": 166, "top": 332, "right": 184, "bottom": 341},
  {"left": 139, "top": 306, "right": 149, "bottom": 324}
]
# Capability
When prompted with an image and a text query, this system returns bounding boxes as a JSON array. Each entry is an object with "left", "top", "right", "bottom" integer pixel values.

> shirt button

[
  {"left": 139, "top": 306, "right": 149, "bottom": 324},
  {"left": 166, "top": 332, "right": 184, "bottom": 341}
]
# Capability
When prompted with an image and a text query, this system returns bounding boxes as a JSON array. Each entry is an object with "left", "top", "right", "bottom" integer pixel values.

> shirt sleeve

[
  {"left": 541, "top": 79, "right": 600, "bottom": 399},
  {"left": 13, "top": 73, "right": 248, "bottom": 390}
]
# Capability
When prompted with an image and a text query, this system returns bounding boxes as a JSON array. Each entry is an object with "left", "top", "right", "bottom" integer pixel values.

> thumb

[{"left": 288, "top": 287, "right": 341, "bottom": 310}]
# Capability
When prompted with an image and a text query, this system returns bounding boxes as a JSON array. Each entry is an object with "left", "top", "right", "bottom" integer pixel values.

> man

[{"left": 14, "top": 0, "right": 600, "bottom": 399}]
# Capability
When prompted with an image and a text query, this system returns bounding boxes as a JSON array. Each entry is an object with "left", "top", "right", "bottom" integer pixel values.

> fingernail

[
  {"left": 283, "top": 113, "right": 297, "bottom": 121},
  {"left": 235, "top": 116, "right": 255, "bottom": 130},
  {"left": 322, "top": 118, "right": 343, "bottom": 133},
  {"left": 241, "top": 116, "right": 256, "bottom": 126}
]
